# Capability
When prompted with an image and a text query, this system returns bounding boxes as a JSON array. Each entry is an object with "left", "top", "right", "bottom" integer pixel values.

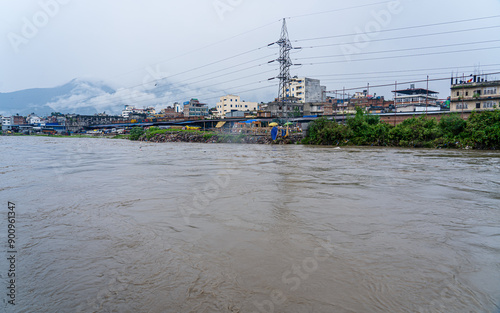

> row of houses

[
  {"left": 4, "top": 75, "right": 498, "bottom": 133},
  {"left": 1, "top": 114, "right": 59, "bottom": 132},
  {"left": 0, "top": 113, "right": 128, "bottom": 134},
  {"left": 122, "top": 73, "right": 500, "bottom": 121},
  {"left": 258, "top": 75, "right": 499, "bottom": 118}
]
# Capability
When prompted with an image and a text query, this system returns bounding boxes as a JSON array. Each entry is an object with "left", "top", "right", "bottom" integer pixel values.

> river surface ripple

[{"left": 1, "top": 136, "right": 499, "bottom": 312}]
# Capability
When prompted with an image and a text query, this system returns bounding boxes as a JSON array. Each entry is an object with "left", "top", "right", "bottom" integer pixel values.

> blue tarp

[
  {"left": 271, "top": 127, "right": 278, "bottom": 140},
  {"left": 245, "top": 119, "right": 259, "bottom": 123}
]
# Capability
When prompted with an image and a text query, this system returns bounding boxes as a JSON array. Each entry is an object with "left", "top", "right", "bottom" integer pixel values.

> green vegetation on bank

[
  {"left": 129, "top": 127, "right": 145, "bottom": 140},
  {"left": 130, "top": 126, "right": 218, "bottom": 141},
  {"left": 303, "top": 108, "right": 500, "bottom": 149}
]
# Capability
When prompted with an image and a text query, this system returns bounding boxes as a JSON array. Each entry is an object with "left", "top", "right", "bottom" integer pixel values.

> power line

[
  {"left": 294, "top": 15, "right": 500, "bottom": 42},
  {"left": 64, "top": 72, "right": 278, "bottom": 110},
  {"left": 297, "top": 63, "right": 500, "bottom": 78},
  {"left": 175, "top": 54, "right": 275, "bottom": 85},
  {"left": 106, "top": 20, "right": 280, "bottom": 80},
  {"left": 327, "top": 71, "right": 500, "bottom": 92},
  {"left": 286, "top": 1, "right": 393, "bottom": 19},
  {"left": 299, "top": 46, "right": 500, "bottom": 66},
  {"left": 121, "top": 44, "right": 272, "bottom": 93},
  {"left": 43, "top": 45, "right": 276, "bottom": 109},
  {"left": 106, "top": 67, "right": 278, "bottom": 107},
  {"left": 295, "top": 40, "right": 500, "bottom": 61},
  {"left": 298, "top": 25, "right": 500, "bottom": 49},
  {"left": 104, "top": 55, "right": 276, "bottom": 106},
  {"left": 319, "top": 70, "right": 500, "bottom": 82},
  {"left": 190, "top": 84, "right": 278, "bottom": 103}
]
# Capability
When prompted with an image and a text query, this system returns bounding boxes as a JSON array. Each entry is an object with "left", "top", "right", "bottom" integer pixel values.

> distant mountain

[
  {"left": 0, "top": 79, "right": 117, "bottom": 116},
  {"left": 0, "top": 78, "right": 219, "bottom": 117}
]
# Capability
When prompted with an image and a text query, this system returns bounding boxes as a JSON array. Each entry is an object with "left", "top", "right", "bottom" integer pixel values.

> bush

[
  {"left": 129, "top": 127, "right": 145, "bottom": 141},
  {"left": 344, "top": 108, "right": 392, "bottom": 145},
  {"left": 461, "top": 110, "right": 500, "bottom": 149},
  {"left": 303, "top": 117, "right": 353, "bottom": 145},
  {"left": 439, "top": 113, "right": 466, "bottom": 138},
  {"left": 389, "top": 116, "right": 441, "bottom": 146}
]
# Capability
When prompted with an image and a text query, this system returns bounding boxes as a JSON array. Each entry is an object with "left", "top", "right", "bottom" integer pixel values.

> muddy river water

[{"left": 1, "top": 136, "right": 499, "bottom": 312}]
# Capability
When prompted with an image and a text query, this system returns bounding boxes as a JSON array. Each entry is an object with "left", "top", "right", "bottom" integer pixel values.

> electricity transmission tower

[{"left": 277, "top": 18, "right": 293, "bottom": 108}]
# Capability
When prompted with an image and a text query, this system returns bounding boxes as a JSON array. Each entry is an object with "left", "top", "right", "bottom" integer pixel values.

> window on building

[
  {"left": 457, "top": 92, "right": 459, "bottom": 96},
  {"left": 476, "top": 103, "right": 481, "bottom": 109}
]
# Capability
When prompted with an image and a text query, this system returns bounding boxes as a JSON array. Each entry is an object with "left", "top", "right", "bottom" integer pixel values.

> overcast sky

[{"left": 1, "top": 0, "right": 500, "bottom": 107}]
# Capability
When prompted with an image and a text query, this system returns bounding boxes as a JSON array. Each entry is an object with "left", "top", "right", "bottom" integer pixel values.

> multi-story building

[
  {"left": 157, "top": 106, "right": 183, "bottom": 119},
  {"left": 450, "top": 75, "right": 500, "bottom": 112},
  {"left": 28, "top": 114, "right": 41, "bottom": 125},
  {"left": 183, "top": 99, "right": 209, "bottom": 118},
  {"left": 12, "top": 115, "right": 27, "bottom": 125},
  {"left": 303, "top": 103, "right": 324, "bottom": 116},
  {"left": 215, "top": 95, "right": 259, "bottom": 118},
  {"left": 393, "top": 84, "right": 440, "bottom": 112},
  {"left": 2, "top": 116, "right": 12, "bottom": 130},
  {"left": 259, "top": 101, "right": 304, "bottom": 118},
  {"left": 174, "top": 102, "right": 183, "bottom": 114},
  {"left": 122, "top": 106, "right": 156, "bottom": 118},
  {"left": 348, "top": 92, "right": 394, "bottom": 113},
  {"left": 284, "top": 77, "right": 326, "bottom": 103}
]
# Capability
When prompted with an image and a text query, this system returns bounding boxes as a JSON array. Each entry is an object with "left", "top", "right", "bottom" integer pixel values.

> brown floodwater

[{"left": 1, "top": 136, "right": 499, "bottom": 312}]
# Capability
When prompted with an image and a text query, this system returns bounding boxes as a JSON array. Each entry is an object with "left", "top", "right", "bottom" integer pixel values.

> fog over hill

[{"left": 0, "top": 78, "right": 213, "bottom": 116}]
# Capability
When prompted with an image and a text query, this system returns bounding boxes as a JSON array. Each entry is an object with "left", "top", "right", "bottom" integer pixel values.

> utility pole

[
  {"left": 394, "top": 81, "right": 397, "bottom": 126},
  {"left": 277, "top": 18, "right": 293, "bottom": 119},
  {"left": 426, "top": 75, "right": 429, "bottom": 114},
  {"left": 343, "top": 86, "right": 345, "bottom": 118},
  {"left": 461, "top": 73, "right": 465, "bottom": 119}
]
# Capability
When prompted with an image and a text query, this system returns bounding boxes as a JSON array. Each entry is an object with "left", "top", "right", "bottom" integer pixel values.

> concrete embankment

[{"left": 139, "top": 132, "right": 304, "bottom": 145}]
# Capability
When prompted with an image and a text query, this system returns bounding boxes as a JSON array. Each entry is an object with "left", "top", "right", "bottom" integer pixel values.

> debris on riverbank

[{"left": 138, "top": 132, "right": 304, "bottom": 145}]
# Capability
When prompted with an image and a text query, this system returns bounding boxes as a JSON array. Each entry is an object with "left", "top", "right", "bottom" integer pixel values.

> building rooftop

[
  {"left": 393, "top": 88, "right": 438, "bottom": 95},
  {"left": 451, "top": 80, "right": 500, "bottom": 89}
]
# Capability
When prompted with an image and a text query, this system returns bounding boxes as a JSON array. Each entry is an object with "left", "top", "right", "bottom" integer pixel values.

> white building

[
  {"left": 28, "top": 114, "right": 41, "bottom": 125},
  {"left": 285, "top": 77, "right": 326, "bottom": 103},
  {"left": 174, "top": 102, "right": 183, "bottom": 113},
  {"left": 121, "top": 105, "right": 155, "bottom": 118},
  {"left": 393, "top": 84, "right": 440, "bottom": 112},
  {"left": 122, "top": 105, "right": 134, "bottom": 118},
  {"left": 2, "top": 116, "right": 12, "bottom": 126},
  {"left": 216, "top": 95, "right": 259, "bottom": 118},
  {"left": 2, "top": 116, "right": 12, "bottom": 131}
]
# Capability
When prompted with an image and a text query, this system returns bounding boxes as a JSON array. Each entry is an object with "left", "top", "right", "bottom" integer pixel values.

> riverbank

[{"left": 138, "top": 131, "right": 304, "bottom": 145}]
